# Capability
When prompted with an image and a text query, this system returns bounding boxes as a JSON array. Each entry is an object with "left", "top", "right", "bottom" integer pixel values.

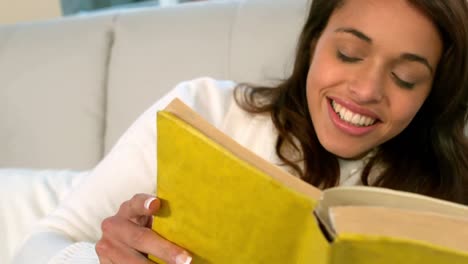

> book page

[
  {"left": 315, "top": 186, "right": 468, "bottom": 233},
  {"left": 329, "top": 206, "right": 468, "bottom": 253}
]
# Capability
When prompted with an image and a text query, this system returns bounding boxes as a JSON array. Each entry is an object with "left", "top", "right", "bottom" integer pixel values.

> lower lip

[{"left": 327, "top": 100, "right": 378, "bottom": 136}]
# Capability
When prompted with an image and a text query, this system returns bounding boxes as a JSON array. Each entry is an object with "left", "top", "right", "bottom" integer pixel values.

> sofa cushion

[
  {"left": 0, "top": 15, "right": 114, "bottom": 169},
  {"left": 230, "top": 0, "right": 308, "bottom": 86},
  {"left": 104, "top": 0, "right": 309, "bottom": 153},
  {"left": 0, "top": 169, "right": 88, "bottom": 264},
  {"left": 104, "top": 1, "right": 240, "bottom": 153}
]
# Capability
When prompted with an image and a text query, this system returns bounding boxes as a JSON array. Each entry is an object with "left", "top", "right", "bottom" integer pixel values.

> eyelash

[
  {"left": 391, "top": 72, "right": 415, "bottom": 89},
  {"left": 336, "top": 51, "right": 362, "bottom": 63},
  {"left": 336, "top": 51, "right": 416, "bottom": 89}
]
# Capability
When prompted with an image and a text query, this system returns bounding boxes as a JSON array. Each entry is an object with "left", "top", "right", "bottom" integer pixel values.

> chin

[{"left": 322, "top": 142, "right": 374, "bottom": 160}]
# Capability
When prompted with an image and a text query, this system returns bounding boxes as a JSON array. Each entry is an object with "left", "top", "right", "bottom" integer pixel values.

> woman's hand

[{"left": 96, "top": 193, "right": 192, "bottom": 264}]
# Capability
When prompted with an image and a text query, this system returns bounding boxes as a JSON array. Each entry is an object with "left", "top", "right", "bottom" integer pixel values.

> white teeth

[
  {"left": 331, "top": 100, "right": 377, "bottom": 127},
  {"left": 359, "top": 115, "right": 366, "bottom": 126},
  {"left": 351, "top": 114, "right": 361, "bottom": 124},
  {"left": 344, "top": 109, "right": 353, "bottom": 121}
]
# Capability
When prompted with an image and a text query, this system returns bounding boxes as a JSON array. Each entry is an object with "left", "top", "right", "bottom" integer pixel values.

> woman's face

[{"left": 306, "top": 0, "right": 442, "bottom": 159}]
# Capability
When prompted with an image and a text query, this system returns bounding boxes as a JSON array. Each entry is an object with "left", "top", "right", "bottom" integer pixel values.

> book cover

[{"left": 151, "top": 107, "right": 328, "bottom": 263}]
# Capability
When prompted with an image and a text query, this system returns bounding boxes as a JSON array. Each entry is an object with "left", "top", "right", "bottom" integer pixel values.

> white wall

[{"left": 0, "top": 0, "right": 61, "bottom": 25}]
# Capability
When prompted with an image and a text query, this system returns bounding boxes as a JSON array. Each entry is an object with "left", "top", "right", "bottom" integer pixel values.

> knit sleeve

[
  {"left": 48, "top": 243, "right": 99, "bottom": 264},
  {"left": 12, "top": 232, "right": 98, "bottom": 264}
]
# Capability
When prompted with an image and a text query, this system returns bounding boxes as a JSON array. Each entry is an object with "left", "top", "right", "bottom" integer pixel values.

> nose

[{"left": 348, "top": 66, "right": 385, "bottom": 104}]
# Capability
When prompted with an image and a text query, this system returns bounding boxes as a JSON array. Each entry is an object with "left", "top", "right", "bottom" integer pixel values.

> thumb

[
  {"left": 143, "top": 197, "right": 161, "bottom": 227},
  {"left": 144, "top": 196, "right": 161, "bottom": 213}
]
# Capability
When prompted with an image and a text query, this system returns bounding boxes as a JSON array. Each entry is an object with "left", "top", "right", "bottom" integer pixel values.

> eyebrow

[
  {"left": 335, "top": 27, "right": 372, "bottom": 43},
  {"left": 400, "top": 53, "right": 434, "bottom": 75}
]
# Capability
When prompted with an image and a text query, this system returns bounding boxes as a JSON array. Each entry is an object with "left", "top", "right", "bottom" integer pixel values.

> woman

[{"left": 13, "top": 0, "right": 468, "bottom": 263}]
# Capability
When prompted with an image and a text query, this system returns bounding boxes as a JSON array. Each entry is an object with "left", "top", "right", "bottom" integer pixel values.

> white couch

[{"left": 0, "top": 0, "right": 309, "bottom": 262}]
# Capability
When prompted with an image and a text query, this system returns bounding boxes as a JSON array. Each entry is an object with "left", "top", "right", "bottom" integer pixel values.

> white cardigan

[{"left": 13, "top": 77, "right": 365, "bottom": 264}]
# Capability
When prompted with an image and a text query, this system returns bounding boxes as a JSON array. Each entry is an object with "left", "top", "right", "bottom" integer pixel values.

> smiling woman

[
  {"left": 12, "top": 0, "right": 468, "bottom": 263},
  {"left": 235, "top": 0, "right": 468, "bottom": 199}
]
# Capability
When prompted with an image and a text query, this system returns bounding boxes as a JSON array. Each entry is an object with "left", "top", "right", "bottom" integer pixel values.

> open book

[{"left": 151, "top": 98, "right": 468, "bottom": 264}]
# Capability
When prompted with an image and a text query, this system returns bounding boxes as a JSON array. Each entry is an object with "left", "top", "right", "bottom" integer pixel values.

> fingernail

[
  {"left": 175, "top": 251, "right": 192, "bottom": 264},
  {"left": 144, "top": 197, "right": 157, "bottom": 210}
]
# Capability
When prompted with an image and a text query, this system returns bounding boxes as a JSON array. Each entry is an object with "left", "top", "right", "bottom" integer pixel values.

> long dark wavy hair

[{"left": 235, "top": 0, "right": 468, "bottom": 204}]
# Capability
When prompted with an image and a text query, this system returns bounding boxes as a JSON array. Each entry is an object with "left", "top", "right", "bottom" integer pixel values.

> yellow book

[{"left": 151, "top": 98, "right": 468, "bottom": 264}]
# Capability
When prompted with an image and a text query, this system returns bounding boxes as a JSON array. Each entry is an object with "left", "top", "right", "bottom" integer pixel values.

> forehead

[{"left": 325, "top": 0, "right": 442, "bottom": 64}]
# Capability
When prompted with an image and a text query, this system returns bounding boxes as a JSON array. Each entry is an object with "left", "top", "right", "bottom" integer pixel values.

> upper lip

[{"left": 328, "top": 96, "right": 382, "bottom": 121}]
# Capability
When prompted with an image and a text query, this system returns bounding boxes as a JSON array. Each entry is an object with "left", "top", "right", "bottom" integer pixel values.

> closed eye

[
  {"left": 336, "top": 50, "right": 362, "bottom": 63},
  {"left": 391, "top": 72, "right": 415, "bottom": 89}
]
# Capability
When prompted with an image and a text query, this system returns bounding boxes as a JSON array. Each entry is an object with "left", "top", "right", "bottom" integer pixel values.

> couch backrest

[
  {"left": 104, "top": 0, "right": 309, "bottom": 153},
  {"left": 0, "top": 0, "right": 309, "bottom": 170},
  {"left": 0, "top": 15, "right": 114, "bottom": 169}
]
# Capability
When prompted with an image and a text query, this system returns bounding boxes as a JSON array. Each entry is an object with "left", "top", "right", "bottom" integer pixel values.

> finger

[
  {"left": 139, "top": 214, "right": 154, "bottom": 228},
  {"left": 96, "top": 237, "right": 152, "bottom": 264},
  {"left": 102, "top": 216, "right": 192, "bottom": 264},
  {"left": 117, "top": 194, "right": 161, "bottom": 221}
]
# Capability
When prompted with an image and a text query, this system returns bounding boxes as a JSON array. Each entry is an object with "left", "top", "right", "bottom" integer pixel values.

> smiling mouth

[{"left": 330, "top": 100, "right": 378, "bottom": 127}]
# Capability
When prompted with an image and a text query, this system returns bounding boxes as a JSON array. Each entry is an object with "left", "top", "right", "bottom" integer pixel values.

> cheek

[
  {"left": 389, "top": 92, "right": 428, "bottom": 131},
  {"left": 307, "top": 52, "right": 344, "bottom": 98}
]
